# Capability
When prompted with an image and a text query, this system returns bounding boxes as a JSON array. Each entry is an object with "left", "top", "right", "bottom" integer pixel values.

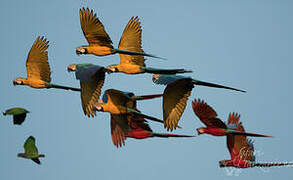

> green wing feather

[
  {"left": 4, "top": 107, "right": 29, "bottom": 115},
  {"left": 24, "top": 136, "right": 39, "bottom": 158},
  {"left": 163, "top": 78, "right": 194, "bottom": 131}
]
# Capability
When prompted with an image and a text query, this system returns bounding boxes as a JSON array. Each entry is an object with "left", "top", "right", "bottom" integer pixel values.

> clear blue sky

[{"left": 1, "top": 0, "right": 293, "bottom": 179}]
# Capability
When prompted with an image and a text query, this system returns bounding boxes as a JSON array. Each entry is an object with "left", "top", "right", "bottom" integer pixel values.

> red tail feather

[{"left": 230, "top": 131, "right": 272, "bottom": 137}]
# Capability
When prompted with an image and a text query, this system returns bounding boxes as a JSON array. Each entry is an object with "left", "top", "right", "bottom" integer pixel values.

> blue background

[{"left": 1, "top": 0, "right": 292, "bottom": 179}]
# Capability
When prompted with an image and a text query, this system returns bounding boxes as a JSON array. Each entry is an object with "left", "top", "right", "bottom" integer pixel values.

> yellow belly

[
  {"left": 87, "top": 46, "right": 113, "bottom": 56},
  {"left": 26, "top": 79, "right": 47, "bottom": 88},
  {"left": 118, "top": 64, "right": 143, "bottom": 74},
  {"left": 103, "top": 103, "right": 127, "bottom": 114}
]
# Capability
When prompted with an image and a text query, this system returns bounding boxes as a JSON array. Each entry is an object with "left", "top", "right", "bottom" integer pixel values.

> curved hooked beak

[
  {"left": 152, "top": 74, "right": 160, "bottom": 83},
  {"left": 76, "top": 47, "right": 87, "bottom": 55},
  {"left": 106, "top": 66, "right": 118, "bottom": 74},
  {"left": 196, "top": 128, "right": 203, "bottom": 135},
  {"left": 67, "top": 64, "right": 76, "bottom": 72},
  {"left": 76, "top": 49, "right": 82, "bottom": 55},
  {"left": 13, "top": 79, "right": 22, "bottom": 86}
]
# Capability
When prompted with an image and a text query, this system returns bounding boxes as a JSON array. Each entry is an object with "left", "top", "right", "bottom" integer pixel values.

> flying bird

[
  {"left": 17, "top": 136, "right": 45, "bottom": 165},
  {"left": 106, "top": 17, "right": 190, "bottom": 74},
  {"left": 128, "top": 114, "right": 194, "bottom": 140},
  {"left": 192, "top": 99, "right": 271, "bottom": 137},
  {"left": 3, "top": 107, "right": 30, "bottom": 125},
  {"left": 93, "top": 89, "right": 164, "bottom": 124},
  {"left": 93, "top": 89, "right": 164, "bottom": 147},
  {"left": 68, "top": 63, "right": 107, "bottom": 117},
  {"left": 219, "top": 122, "right": 292, "bottom": 168},
  {"left": 13, "top": 36, "right": 80, "bottom": 91},
  {"left": 77, "top": 8, "right": 161, "bottom": 59},
  {"left": 110, "top": 94, "right": 192, "bottom": 147},
  {"left": 152, "top": 74, "right": 246, "bottom": 131}
]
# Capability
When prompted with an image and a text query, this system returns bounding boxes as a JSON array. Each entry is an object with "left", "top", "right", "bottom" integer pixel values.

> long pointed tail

[
  {"left": 144, "top": 67, "right": 192, "bottom": 74},
  {"left": 192, "top": 79, "right": 246, "bottom": 93},
  {"left": 49, "top": 83, "right": 81, "bottom": 92},
  {"left": 114, "top": 48, "right": 166, "bottom": 60},
  {"left": 152, "top": 133, "right": 195, "bottom": 138},
  {"left": 134, "top": 94, "right": 163, "bottom": 100},
  {"left": 127, "top": 108, "right": 181, "bottom": 128},
  {"left": 253, "top": 162, "right": 293, "bottom": 167},
  {"left": 230, "top": 131, "right": 272, "bottom": 137}
]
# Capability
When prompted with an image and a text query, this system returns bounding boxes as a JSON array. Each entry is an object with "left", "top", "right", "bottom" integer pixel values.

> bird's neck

[{"left": 20, "top": 78, "right": 30, "bottom": 85}]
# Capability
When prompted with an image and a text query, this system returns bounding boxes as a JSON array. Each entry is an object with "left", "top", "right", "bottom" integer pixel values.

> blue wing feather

[
  {"left": 153, "top": 74, "right": 192, "bottom": 85},
  {"left": 76, "top": 64, "right": 105, "bottom": 82}
]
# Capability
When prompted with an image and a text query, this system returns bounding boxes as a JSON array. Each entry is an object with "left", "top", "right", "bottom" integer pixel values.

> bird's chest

[
  {"left": 127, "top": 129, "right": 151, "bottom": 139},
  {"left": 27, "top": 79, "right": 47, "bottom": 88},
  {"left": 87, "top": 46, "right": 112, "bottom": 56},
  {"left": 206, "top": 127, "right": 226, "bottom": 136},
  {"left": 103, "top": 102, "right": 127, "bottom": 114}
]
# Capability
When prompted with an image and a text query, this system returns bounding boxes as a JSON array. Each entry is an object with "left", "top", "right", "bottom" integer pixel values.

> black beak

[{"left": 76, "top": 50, "right": 81, "bottom": 55}]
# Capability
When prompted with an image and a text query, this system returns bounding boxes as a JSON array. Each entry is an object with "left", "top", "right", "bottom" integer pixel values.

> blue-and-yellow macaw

[{"left": 152, "top": 74, "right": 246, "bottom": 131}]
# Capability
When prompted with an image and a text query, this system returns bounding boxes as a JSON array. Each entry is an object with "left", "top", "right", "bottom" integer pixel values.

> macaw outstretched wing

[
  {"left": 163, "top": 78, "right": 194, "bottom": 131},
  {"left": 118, "top": 16, "right": 145, "bottom": 66},
  {"left": 110, "top": 114, "right": 130, "bottom": 147},
  {"left": 192, "top": 99, "right": 227, "bottom": 129},
  {"left": 26, "top": 36, "right": 50, "bottom": 82},
  {"left": 80, "top": 8, "right": 113, "bottom": 47}
]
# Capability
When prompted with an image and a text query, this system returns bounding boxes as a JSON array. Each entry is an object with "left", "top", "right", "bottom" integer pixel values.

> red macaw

[
  {"left": 219, "top": 121, "right": 293, "bottom": 168},
  {"left": 192, "top": 99, "right": 271, "bottom": 137},
  {"left": 110, "top": 101, "right": 194, "bottom": 148}
]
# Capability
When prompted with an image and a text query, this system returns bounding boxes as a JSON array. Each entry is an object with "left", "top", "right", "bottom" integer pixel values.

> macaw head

[
  {"left": 152, "top": 74, "right": 160, "bottom": 83},
  {"left": 13, "top": 78, "right": 25, "bottom": 86},
  {"left": 67, "top": 64, "right": 77, "bottom": 72},
  {"left": 106, "top": 64, "right": 119, "bottom": 73},
  {"left": 93, "top": 102, "right": 105, "bottom": 112},
  {"left": 196, "top": 127, "right": 205, "bottom": 135},
  {"left": 76, "top": 46, "right": 88, "bottom": 55},
  {"left": 219, "top": 160, "right": 231, "bottom": 167}
]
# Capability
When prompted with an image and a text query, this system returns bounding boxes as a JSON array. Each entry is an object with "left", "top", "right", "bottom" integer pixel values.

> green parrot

[
  {"left": 18, "top": 136, "right": 45, "bottom": 165},
  {"left": 3, "top": 107, "right": 30, "bottom": 125}
]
